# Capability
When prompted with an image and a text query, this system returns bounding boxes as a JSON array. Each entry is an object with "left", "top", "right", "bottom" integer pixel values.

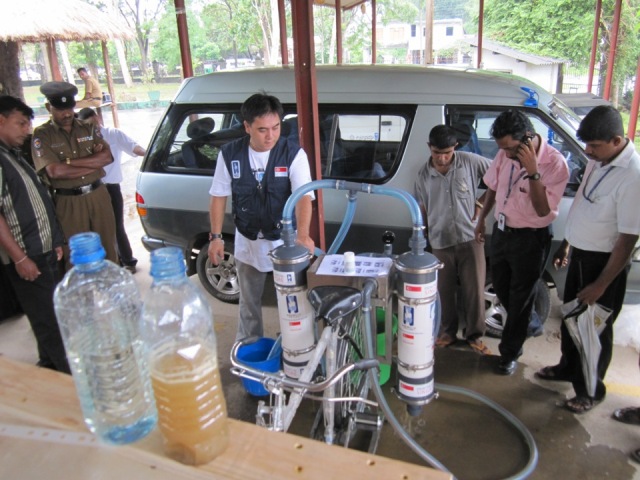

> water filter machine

[
  {"left": 272, "top": 180, "right": 442, "bottom": 415},
  {"left": 264, "top": 180, "right": 539, "bottom": 478}
]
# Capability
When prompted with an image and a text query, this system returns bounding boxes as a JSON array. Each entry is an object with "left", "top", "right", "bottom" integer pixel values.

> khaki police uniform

[
  {"left": 32, "top": 97, "right": 117, "bottom": 267},
  {"left": 76, "top": 76, "right": 102, "bottom": 108}
]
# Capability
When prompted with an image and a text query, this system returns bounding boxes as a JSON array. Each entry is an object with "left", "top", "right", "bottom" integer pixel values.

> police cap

[{"left": 40, "top": 82, "right": 78, "bottom": 109}]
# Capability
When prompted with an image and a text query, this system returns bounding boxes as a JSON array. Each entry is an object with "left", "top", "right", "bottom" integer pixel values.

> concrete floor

[{"left": 2, "top": 108, "right": 640, "bottom": 479}]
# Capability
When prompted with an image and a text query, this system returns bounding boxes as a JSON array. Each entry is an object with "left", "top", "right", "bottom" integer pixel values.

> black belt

[
  {"left": 54, "top": 180, "right": 103, "bottom": 196},
  {"left": 501, "top": 225, "right": 549, "bottom": 234}
]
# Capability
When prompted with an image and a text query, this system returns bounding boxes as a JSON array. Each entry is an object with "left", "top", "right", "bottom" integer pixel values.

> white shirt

[
  {"left": 100, "top": 126, "right": 140, "bottom": 184},
  {"left": 566, "top": 139, "right": 640, "bottom": 252},
  {"left": 209, "top": 143, "right": 314, "bottom": 272}
]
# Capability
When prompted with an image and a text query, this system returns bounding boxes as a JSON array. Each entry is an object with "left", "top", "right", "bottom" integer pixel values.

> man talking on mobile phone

[{"left": 474, "top": 110, "right": 569, "bottom": 375}]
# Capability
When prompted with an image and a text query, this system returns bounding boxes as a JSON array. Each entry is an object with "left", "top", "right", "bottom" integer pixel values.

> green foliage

[
  {"left": 484, "top": 0, "right": 595, "bottom": 65},
  {"left": 200, "top": 0, "right": 264, "bottom": 61},
  {"left": 483, "top": 0, "right": 640, "bottom": 89}
]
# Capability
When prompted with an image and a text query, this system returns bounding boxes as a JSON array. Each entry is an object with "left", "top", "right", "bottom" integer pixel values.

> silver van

[{"left": 136, "top": 65, "right": 632, "bottom": 332}]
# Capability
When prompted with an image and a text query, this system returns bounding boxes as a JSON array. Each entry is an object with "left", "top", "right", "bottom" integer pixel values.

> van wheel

[
  {"left": 196, "top": 242, "right": 240, "bottom": 304},
  {"left": 485, "top": 279, "right": 551, "bottom": 338}
]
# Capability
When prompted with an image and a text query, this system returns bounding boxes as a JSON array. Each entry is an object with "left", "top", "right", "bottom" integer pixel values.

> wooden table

[{"left": 0, "top": 356, "right": 451, "bottom": 479}]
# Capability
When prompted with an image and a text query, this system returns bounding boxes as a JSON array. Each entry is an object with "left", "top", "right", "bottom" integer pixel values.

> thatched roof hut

[
  {"left": 0, "top": 0, "right": 132, "bottom": 43},
  {"left": 1, "top": 0, "right": 133, "bottom": 126}
]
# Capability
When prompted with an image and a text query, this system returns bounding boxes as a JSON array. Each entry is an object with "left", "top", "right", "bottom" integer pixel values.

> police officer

[{"left": 31, "top": 82, "right": 117, "bottom": 267}]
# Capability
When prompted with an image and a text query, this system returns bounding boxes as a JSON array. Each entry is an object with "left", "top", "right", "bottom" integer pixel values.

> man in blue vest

[{"left": 208, "top": 93, "right": 315, "bottom": 340}]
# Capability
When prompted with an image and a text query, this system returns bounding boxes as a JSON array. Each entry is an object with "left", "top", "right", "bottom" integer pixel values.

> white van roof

[{"left": 172, "top": 65, "right": 555, "bottom": 109}]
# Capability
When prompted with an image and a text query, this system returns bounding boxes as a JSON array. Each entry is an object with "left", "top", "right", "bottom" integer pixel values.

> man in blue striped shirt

[{"left": 0, "top": 95, "right": 69, "bottom": 373}]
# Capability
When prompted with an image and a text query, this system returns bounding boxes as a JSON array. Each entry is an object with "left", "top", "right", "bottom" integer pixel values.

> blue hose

[{"left": 280, "top": 180, "right": 426, "bottom": 253}]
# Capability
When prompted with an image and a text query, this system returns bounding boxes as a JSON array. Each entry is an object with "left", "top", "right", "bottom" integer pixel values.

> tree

[
  {"left": 117, "top": 0, "right": 167, "bottom": 77},
  {"left": 483, "top": 0, "right": 640, "bottom": 99},
  {"left": 152, "top": 1, "right": 222, "bottom": 74},
  {"left": 0, "top": 41, "right": 22, "bottom": 99}
]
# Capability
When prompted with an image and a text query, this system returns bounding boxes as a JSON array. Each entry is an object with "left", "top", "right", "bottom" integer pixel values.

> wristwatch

[
  {"left": 526, "top": 172, "right": 541, "bottom": 181},
  {"left": 209, "top": 233, "right": 223, "bottom": 241}
]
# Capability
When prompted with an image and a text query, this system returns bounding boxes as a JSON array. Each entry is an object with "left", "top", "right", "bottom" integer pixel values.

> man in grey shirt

[{"left": 414, "top": 125, "right": 491, "bottom": 354}]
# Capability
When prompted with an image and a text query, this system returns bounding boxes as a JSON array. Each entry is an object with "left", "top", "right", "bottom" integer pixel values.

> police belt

[{"left": 54, "top": 180, "right": 103, "bottom": 196}]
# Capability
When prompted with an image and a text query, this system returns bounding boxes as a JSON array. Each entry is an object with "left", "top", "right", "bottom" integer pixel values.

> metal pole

[
  {"left": 603, "top": 0, "right": 623, "bottom": 101},
  {"left": 371, "top": 0, "right": 377, "bottom": 64},
  {"left": 278, "top": 0, "right": 288, "bottom": 65},
  {"left": 291, "top": 0, "right": 325, "bottom": 251},
  {"left": 587, "top": 0, "right": 602, "bottom": 93},
  {"left": 336, "top": 0, "right": 343, "bottom": 65},
  {"left": 424, "top": 0, "right": 433, "bottom": 65},
  {"left": 477, "top": 0, "right": 484, "bottom": 68},
  {"left": 174, "top": 0, "right": 194, "bottom": 79},
  {"left": 627, "top": 57, "right": 640, "bottom": 140}
]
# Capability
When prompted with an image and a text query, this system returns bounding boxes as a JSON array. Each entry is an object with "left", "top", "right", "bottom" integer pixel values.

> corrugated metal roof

[{"left": 463, "top": 38, "right": 566, "bottom": 66}]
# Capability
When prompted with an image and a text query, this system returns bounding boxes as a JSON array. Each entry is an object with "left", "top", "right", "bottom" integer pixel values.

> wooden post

[{"left": 101, "top": 41, "right": 119, "bottom": 128}]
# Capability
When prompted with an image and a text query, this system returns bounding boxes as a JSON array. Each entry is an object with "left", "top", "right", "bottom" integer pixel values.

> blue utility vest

[{"left": 222, "top": 136, "right": 300, "bottom": 241}]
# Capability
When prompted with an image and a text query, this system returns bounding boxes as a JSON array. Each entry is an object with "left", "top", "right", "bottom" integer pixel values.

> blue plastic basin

[{"left": 236, "top": 337, "right": 282, "bottom": 396}]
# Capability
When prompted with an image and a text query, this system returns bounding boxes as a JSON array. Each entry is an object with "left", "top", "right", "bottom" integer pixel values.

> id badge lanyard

[{"left": 498, "top": 163, "right": 527, "bottom": 230}]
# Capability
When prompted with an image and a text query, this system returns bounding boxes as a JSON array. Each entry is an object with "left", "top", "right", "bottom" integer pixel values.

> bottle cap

[
  {"left": 69, "top": 232, "right": 106, "bottom": 265},
  {"left": 150, "top": 247, "right": 187, "bottom": 279}
]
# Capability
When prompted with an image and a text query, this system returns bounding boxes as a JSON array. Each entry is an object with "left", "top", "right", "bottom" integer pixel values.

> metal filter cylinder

[
  {"left": 394, "top": 251, "right": 442, "bottom": 411},
  {"left": 269, "top": 244, "right": 315, "bottom": 379}
]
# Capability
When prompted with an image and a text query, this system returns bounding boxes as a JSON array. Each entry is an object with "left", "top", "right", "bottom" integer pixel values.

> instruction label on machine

[
  {"left": 315, "top": 254, "right": 393, "bottom": 276},
  {"left": 402, "top": 280, "right": 437, "bottom": 299}
]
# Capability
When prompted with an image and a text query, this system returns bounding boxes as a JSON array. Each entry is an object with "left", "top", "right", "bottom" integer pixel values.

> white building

[{"left": 375, "top": 19, "right": 566, "bottom": 93}]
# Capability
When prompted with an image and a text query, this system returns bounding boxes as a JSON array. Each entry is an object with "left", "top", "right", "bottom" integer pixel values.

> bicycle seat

[{"left": 307, "top": 286, "right": 362, "bottom": 326}]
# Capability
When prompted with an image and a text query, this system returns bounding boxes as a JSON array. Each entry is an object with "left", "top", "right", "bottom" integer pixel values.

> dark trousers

[
  {"left": 557, "top": 248, "right": 627, "bottom": 400},
  {"left": 6, "top": 251, "right": 70, "bottom": 374},
  {"left": 490, "top": 224, "right": 551, "bottom": 361},
  {"left": 106, "top": 183, "right": 137, "bottom": 267}
]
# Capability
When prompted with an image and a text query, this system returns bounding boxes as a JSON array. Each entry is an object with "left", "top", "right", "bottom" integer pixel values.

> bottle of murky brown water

[{"left": 141, "top": 247, "right": 229, "bottom": 465}]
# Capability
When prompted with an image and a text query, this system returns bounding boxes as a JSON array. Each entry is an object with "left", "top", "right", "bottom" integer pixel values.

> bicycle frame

[{"left": 230, "top": 313, "right": 379, "bottom": 438}]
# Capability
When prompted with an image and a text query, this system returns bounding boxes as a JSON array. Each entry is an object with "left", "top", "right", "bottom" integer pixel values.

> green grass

[{"left": 22, "top": 81, "right": 183, "bottom": 107}]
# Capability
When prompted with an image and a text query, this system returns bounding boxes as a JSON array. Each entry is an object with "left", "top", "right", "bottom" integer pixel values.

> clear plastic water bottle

[
  {"left": 141, "top": 247, "right": 229, "bottom": 465},
  {"left": 53, "top": 232, "right": 157, "bottom": 445}
]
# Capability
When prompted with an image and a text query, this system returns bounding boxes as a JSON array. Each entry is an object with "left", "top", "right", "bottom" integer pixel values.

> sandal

[
  {"left": 564, "top": 396, "right": 601, "bottom": 414},
  {"left": 613, "top": 407, "right": 640, "bottom": 425},
  {"left": 436, "top": 334, "right": 457, "bottom": 348},
  {"left": 467, "top": 339, "right": 492, "bottom": 355},
  {"left": 535, "top": 365, "right": 570, "bottom": 382}
]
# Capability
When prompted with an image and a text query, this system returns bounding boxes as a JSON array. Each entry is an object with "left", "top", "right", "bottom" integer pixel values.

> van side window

[
  {"left": 447, "top": 107, "right": 588, "bottom": 197},
  {"left": 165, "top": 113, "right": 229, "bottom": 172},
  {"left": 316, "top": 111, "right": 409, "bottom": 181}
]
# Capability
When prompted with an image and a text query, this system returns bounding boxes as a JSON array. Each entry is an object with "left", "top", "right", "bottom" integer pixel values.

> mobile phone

[{"left": 521, "top": 133, "right": 534, "bottom": 144}]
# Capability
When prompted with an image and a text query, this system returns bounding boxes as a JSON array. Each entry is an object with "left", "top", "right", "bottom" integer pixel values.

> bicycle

[
  {"left": 230, "top": 180, "right": 539, "bottom": 479},
  {"left": 230, "top": 280, "right": 383, "bottom": 451},
  {"left": 230, "top": 179, "right": 429, "bottom": 453}
]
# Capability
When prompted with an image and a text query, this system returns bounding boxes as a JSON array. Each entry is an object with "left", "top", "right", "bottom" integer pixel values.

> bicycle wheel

[{"left": 333, "top": 310, "right": 381, "bottom": 451}]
